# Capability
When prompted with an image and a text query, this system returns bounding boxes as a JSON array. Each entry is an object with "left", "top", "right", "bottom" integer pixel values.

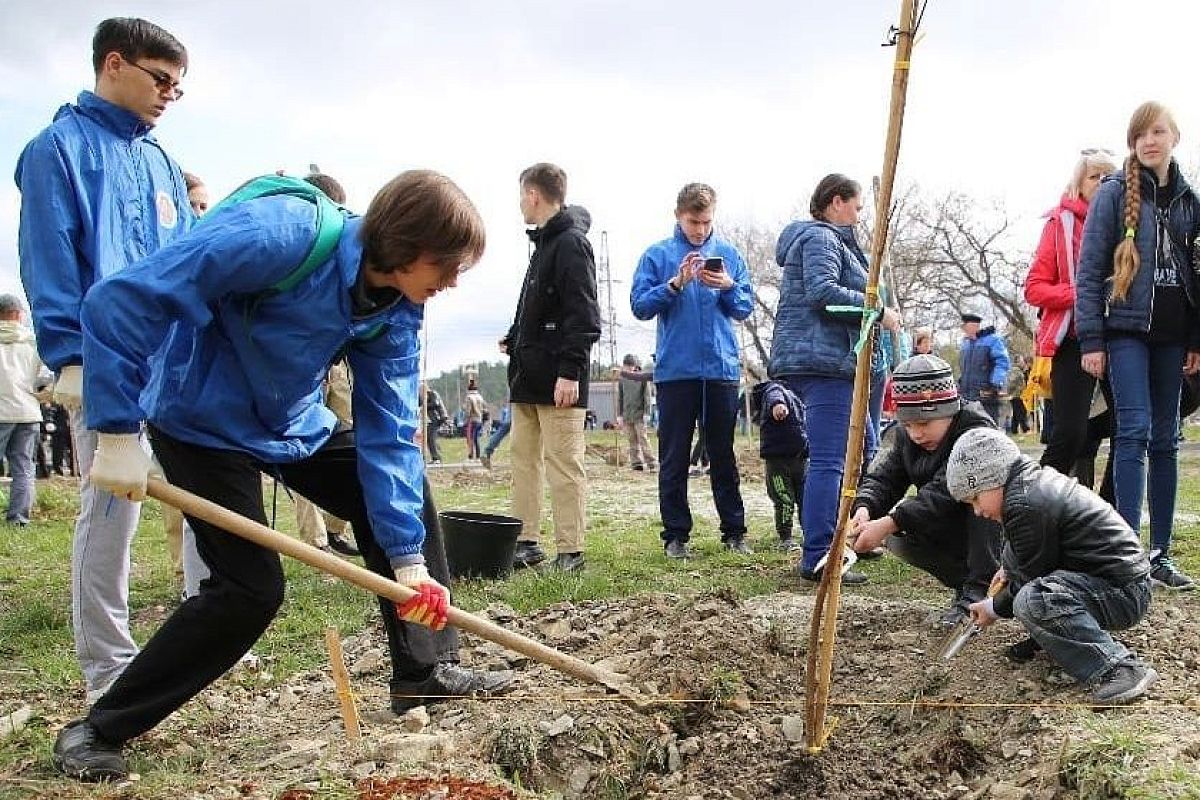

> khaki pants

[
  {"left": 510, "top": 403, "right": 587, "bottom": 554},
  {"left": 624, "top": 420, "right": 655, "bottom": 467},
  {"left": 162, "top": 502, "right": 185, "bottom": 577},
  {"left": 294, "top": 494, "right": 349, "bottom": 547}
]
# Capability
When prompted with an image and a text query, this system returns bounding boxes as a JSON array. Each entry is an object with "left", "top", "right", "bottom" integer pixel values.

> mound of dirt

[{"left": 38, "top": 589, "right": 1200, "bottom": 799}]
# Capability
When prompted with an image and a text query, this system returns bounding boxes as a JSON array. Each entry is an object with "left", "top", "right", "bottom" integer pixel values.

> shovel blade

[{"left": 936, "top": 619, "right": 980, "bottom": 661}]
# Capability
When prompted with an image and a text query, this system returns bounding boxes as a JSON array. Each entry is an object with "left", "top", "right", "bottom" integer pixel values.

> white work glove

[
  {"left": 394, "top": 564, "right": 450, "bottom": 631},
  {"left": 53, "top": 365, "right": 83, "bottom": 411},
  {"left": 91, "top": 433, "right": 155, "bottom": 501}
]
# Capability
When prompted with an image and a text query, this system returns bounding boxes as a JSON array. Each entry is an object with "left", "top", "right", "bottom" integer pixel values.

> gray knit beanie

[
  {"left": 946, "top": 427, "right": 1022, "bottom": 501},
  {"left": 891, "top": 354, "right": 960, "bottom": 421}
]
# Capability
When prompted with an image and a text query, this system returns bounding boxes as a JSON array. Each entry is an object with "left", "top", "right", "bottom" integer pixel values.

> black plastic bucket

[{"left": 440, "top": 511, "right": 523, "bottom": 580}]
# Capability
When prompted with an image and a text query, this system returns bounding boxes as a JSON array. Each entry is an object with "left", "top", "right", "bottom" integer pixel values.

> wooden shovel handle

[{"left": 147, "top": 477, "right": 630, "bottom": 695}]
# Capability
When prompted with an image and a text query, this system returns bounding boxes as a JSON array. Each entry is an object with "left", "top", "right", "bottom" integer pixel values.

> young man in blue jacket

[
  {"left": 630, "top": 183, "right": 754, "bottom": 558},
  {"left": 51, "top": 170, "right": 513, "bottom": 781},
  {"left": 15, "top": 17, "right": 193, "bottom": 707}
]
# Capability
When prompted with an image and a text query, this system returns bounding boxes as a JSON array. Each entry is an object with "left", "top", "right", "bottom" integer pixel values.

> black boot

[
  {"left": 53, "top": 720, "right": 127, "bottom": 782},
  {"left": 512, "top": 540, "right": 547, "bottom": 569},
  {"left": 391, "top": 663, "right": 514, "bottom": 714}
]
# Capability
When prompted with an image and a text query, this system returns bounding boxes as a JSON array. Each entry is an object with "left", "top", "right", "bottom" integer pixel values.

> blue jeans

[
  {"left": 655, "top": 380, "right": 745, "bottom": 543},
  {"left": 1012, "top": 570, "right": 1150, "bottom": 684},
  {"left": 0, "top": 422, "right": 38, "bottom": 523},
  {"left": 783, "top": 375, "right": 878, "bottom": 572},
  {"left": 867, "top": 368, "right": 885, "bottom": 467},
  {"left": 484, "top": 419, "right": 511, "bottom": 457},
  {"left": 1106, "top": 337, "right": 1184, "bottom": 555}
]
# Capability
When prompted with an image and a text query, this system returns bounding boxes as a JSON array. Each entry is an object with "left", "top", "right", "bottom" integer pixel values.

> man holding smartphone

[{"left": 630, "top": 183, "right": 755, "bottom": 558}]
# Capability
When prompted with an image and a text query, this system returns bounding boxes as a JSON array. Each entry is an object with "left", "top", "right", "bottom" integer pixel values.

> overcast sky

[{"left": 3, "top": 0, "right": 1200, "bottom": 377}]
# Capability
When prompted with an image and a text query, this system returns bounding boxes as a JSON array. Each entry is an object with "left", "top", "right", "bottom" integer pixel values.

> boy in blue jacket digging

[
  {"left": 947, "top": 428, "right": 1157, "bottom": 705},
  {"left": 52, "top": 170, "right": 513, "bottom": 781},
  {"left": 751, "top": 380, "right": 808, "bottom": 552}
]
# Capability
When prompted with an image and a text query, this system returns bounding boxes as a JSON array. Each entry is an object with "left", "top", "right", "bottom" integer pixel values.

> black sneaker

[
  {"left": 512, "top": 540, "right": 547, "bottom": 569},
  {"left": 1150, "top": 557, "right": 1196, "bottom": 591},
  {"left": 778, "top": 536, "right": 802, "bottom": 553},
  {"left": 798, "top": 565, "right": 868, "bottom": 585},
  {"left": 1005, "top": 637, "right": 1043, "bottom": 663},
  {"left": 391, "top": 663, "right": 515, "bottom": 714},
  {"left": 547, "top": 552, "right": 585, "bottom": 572},
  {"left": 52, "top": 720, "right": 127, "bottom": 782},
  {"left": 1092, "top": 662, "right": 1159, "bottom": 704},
  {"left": 857, "top": 546, "right": 886, "bottom": 560},
  {"left": 327, "top": 534, "right": 360, "bottom": 557},
  {"left": 723, "top": 537, "right": 754, "bottom": 555},
  {"left": 665, "top": 539, "right": 691, "bottom": 559},
  {"left": 936, "top": 605, "right": 968, "bottom": 628},
  {"left": 631, "top": 462, "right": 645, "bottom": 472}
]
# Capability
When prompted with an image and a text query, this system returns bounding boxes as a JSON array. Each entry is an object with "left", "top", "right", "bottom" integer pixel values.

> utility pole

[{"left": 600, "top": 231, "right": 622, "bottom": 464}]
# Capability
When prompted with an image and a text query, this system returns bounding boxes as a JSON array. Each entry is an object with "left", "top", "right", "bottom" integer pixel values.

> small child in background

[{"left": 751, "top": 379, "right": 808, "bottom": 552}]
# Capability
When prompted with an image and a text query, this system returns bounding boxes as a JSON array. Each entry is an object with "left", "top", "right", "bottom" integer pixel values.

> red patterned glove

[{"left": 394, "top": 565, "right": 449, "bottom": 631}]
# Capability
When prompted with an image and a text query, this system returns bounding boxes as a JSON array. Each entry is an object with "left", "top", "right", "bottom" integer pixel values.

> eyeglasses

[
  {"left": 128, "top": 61, "right": 184, "bottom": 100},
  {"left": 1080, "top": 147, "right": 1114, "bottom": 156}
]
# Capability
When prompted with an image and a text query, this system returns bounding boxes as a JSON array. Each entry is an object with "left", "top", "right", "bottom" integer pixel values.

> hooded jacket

[
  {"left": 81, "top": 197, "right": 428, "bottom": 564},
  {"left": 751, "top": 380, "right": 808, "bottom": 459},
  {"left": 853, "top": 402, "right": 995, "bottom": 534},
  {"left": 0, "top": 321, "right": 47, "bottom": 424},
  {"left": 768, "top": 220, "right": 883, "bottom": 380},
  {"left": 958, "top": 327, "right": 1010, "bottom": 400},
  {"left": 1075, "top": 161, "right": 1200, "bottom": 354},
  {"left": 630, "top": 225, "right": 753, "bottom": 383},
  {"left": 504, "top": 206, "right": 601, "bottom": 406},
  {"left": 991, "top": 458, "right": 1150, "bottom": 618},
  {"left": 1025, "top": 195, "right": 1089, "bottom": 357},
  {"left": 15, "top": 91, "right": 193, "bottom": 372}
]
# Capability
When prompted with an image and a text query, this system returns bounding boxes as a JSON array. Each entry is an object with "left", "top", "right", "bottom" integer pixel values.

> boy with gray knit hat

[
  {"left": 850, "top": 355, "right": 1003, "bottom": 626},
  {"left": 947, "top": 428, "right": 1157, "bottom": 705}
]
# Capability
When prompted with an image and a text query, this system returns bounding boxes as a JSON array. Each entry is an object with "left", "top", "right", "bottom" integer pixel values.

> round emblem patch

[{"left": 156, "top": 190, "right": 179, "bottom": 229}]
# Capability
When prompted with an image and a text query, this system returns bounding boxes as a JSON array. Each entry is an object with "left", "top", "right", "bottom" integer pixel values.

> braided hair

[
  {"left": 1111, "top": 101, "right": 1179, "bottom": 303},
  {"left": 1111, "top": 153, "right": 1141, "bottom": 303}
]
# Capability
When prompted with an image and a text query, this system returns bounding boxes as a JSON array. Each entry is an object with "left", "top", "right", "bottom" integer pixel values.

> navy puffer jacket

[{"left": 1075, "top": 161, "right": 1200, "bottom": 354}]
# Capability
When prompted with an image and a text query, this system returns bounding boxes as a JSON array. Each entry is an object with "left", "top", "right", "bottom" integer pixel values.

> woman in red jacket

[{"left": 1024, "top": 149, "right": 1117, "bottom": 474}]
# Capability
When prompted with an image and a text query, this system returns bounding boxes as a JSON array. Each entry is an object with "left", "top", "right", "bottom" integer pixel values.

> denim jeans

[
  {"left": 0, "top": 421, "right": 39, "bottom": 523},
  {"left": 1106, "top": 337, "right": 1184, "bottom": 555},
  {"left": 782, "top": 375, "right": 877, "bottom": 572},
  {"left": 1012, "top": 570, "right": 1150, "bottom": 684},
  {"left": 655, "top": 380, "right": 744, "bottom": 543},
  {"left": 484, "top": 419, "right": 511, "bottom": 457}
]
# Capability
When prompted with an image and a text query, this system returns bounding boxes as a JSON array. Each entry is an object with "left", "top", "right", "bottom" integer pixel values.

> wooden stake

[
  {"left": 325, "top": 626, "right": 362, "bottom": 742},
  {"left": 804, "top": 0, "right": 922, "bottom": 753}
]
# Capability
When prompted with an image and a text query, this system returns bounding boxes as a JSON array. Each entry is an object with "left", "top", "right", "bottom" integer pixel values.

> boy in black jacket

[
  {"left": 947, "top": 428, "right": 1157, "bottom": 705},
  {"left": 850, "top": 355, "right": 1003, "bottom": 625},
  {"left": 501, "top": 163, "right": 601, "bottom": 573},
  {"left": 751, "top": 380, "right": 808, "bottom": 551}
]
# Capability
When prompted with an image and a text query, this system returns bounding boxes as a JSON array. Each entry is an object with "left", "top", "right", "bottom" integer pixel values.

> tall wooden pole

[{"left": 804, "top": 0, "right": 921, "bottom": 752}]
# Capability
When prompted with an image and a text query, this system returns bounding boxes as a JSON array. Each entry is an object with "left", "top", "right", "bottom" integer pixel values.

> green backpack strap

[{"left": 202, "top": 174, "right": 346, "bottom": 294}]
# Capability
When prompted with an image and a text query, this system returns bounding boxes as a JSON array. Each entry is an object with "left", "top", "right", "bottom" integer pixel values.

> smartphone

[{"left": 703, "top": 256, "right": 724, "bottom": 272}]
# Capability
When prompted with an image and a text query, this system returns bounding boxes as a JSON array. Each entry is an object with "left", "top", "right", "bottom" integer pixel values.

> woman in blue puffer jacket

[{"left": 769, "top": 174, "right": 900, "bottom": 583}]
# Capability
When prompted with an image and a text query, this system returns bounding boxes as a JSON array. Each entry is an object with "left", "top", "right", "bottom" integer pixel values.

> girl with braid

[{"left": 1075, "top": 102, "right": 1200, "bottom": 590}]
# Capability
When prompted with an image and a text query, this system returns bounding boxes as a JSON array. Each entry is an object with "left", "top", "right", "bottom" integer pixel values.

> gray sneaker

[
  {"left": 723, "top": 537, "right": 753, "bottom": 555},
  {"left": 1092, "top": 662, "right": 1159, "bottom": 705},
  {"left": 1150, "top": 557, "right": 1195, "bottom": 590},
  {"left": 665, "top": 539, "right": 691, "bottom": 559}
]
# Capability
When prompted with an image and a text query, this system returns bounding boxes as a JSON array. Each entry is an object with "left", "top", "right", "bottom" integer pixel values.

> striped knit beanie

[{"left": 891, "top": 354, "right": 960, "bottom": 421}]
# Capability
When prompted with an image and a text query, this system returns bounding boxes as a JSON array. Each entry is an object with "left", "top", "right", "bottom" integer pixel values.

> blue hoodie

[
  {"left": 629, "top": 225, "right": 753, "bottom": 382},
  {"left": 81, "top": 197, "right": 428, "bottom": 563},
  {"left": 769, "top": 220, "right": 882, "bottom": 380},
  {"left": 15, "top": 91, "right": 193, "bottom": 372}
]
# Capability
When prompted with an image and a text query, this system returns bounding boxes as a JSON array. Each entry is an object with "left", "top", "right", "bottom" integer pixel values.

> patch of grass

[{"left": 1059, "top": 720, "right": 1156, "bottom": 799}]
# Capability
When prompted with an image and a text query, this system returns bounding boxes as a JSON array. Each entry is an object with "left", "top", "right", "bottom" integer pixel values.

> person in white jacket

[{"left": 0, "top": 295, "right": 51, "bottom": 524}]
